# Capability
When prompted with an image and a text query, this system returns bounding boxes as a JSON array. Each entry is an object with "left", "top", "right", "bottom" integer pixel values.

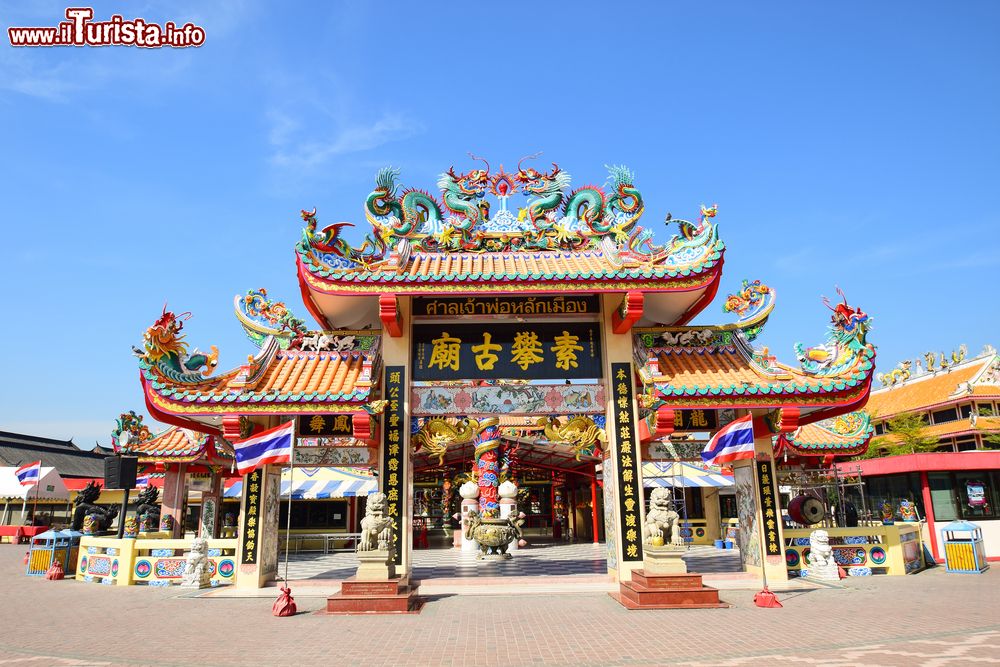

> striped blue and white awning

[
  {"left": 224, "top": 468, "right": 377, "bottom": 499},
  {"left": 641, "top": 461, "right": 734, "bottom": 488}
]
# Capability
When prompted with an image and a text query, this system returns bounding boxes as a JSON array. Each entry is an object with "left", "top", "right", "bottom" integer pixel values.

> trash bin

[
  {"left": 26, "top": 529, "right": 82, "bottom": 576},
  {"left": 940, "top": 520, "right": 988, "bottom": 574}
]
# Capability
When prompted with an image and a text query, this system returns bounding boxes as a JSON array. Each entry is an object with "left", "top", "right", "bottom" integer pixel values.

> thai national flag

[
  {"left": 233, "top": 421, "right": 294, "bottom": 476},
  {"left": 701, "top": 415, "right": 756, "bottom": 465},
  {"left": 15, "top": 461, "right": 41, "bottom": 486},
  {"left": 135, "top": 475, "right": 150, "bottom": 487}
]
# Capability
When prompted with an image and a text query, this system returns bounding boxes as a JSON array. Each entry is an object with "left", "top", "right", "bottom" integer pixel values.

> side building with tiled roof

[
  {"left": 0, "top": 431, "right": 107, "bottom": 478},
  {"left": 843, "top": 345, "right": 1000, "bottom": 563},
  {"left": 866, "top": 346, "right": 1000, "bottom": 453}
]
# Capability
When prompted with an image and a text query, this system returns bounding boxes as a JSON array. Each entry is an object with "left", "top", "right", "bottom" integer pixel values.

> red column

[
  {"left": 160, "top": 463, "right": 188, "bottom": 538},
  {"left": 920, "top": 471, "right": 939, "bottom": 562},
  {"left": 590, "top": 474, "right": 599, "bottom": 543}
]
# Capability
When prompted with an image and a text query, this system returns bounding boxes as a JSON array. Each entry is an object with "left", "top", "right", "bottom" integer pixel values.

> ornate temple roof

[
  {"left": 294, "top": 160, "right": 726, "bottom": 328},
  {"left": 866, "top": 347, "right": 1000, "bottom": 418},
  {"left": 111, "top": 413, "right": 233, "bottom": 464},
  {"left": 134, "top": 306, "right": 380, "bottom": 429},
  {"left": 775, "top": 411, "right": 873, "bottom": 458},
  {"left": 635, "top": 285, "right": 875, "bottom": 419}
]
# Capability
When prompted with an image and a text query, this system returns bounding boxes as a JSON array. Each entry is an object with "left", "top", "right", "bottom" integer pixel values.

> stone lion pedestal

[
  {"left": 326, "top": 492, "right": 420, "bottom": 614},
  {"left": 614, "top": 547, "right": 727, "bottom": 610},
  {"left": 355, "top": 550, "right": 396, "bottom": 582}
]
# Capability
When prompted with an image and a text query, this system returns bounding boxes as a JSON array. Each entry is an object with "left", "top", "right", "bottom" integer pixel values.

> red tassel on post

[
  {"left": 44, "top": 559, "right": 65, "bottom": 580},
  {"left": 272, "top": 586, "right": 297, "bottom": 617}
]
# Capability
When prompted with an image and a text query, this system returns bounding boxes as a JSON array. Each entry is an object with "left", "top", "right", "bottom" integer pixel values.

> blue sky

[{"left": 1, "top": 1, "right": 998, "bottom": 449}]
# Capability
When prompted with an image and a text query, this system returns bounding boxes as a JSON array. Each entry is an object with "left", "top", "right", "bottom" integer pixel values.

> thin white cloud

[{"left": 270, "top": 112, "right": 424, "bottom": 169}]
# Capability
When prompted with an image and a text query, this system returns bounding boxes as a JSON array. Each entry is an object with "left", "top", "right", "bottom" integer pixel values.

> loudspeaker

[{"left": 104, "top": 456, "right": 138, "bottom": 490}]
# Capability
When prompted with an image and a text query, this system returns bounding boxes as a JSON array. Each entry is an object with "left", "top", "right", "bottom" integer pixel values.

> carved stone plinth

[
  {"left": 355, "top": 550, "right": 396, "bottom": 582},
  {"left": 611, "top": 570, "right": 727, "bottom": 610},
  {"left": 643, "top": 545, "right": 688, "bottom": 575},
  {"left": 326, "top": 575, "right": 421, "bottom": 614}
]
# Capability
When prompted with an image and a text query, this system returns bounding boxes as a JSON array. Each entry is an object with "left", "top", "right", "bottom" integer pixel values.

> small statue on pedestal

[
  {"left": 180, "top": 537, "right": 211, "bottom": 588},
  {"left": 643, "top": 488, "right": 683, "bottom": 547},
  {"left": 356, "top": 492, "right": 396, "bottom": 581},
  {"left": 805, "top": 529, "right": 840, "bottom": 581}
]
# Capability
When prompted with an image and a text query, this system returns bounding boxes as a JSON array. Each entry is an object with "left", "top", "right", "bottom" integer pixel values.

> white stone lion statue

[
  {"left": 643, "top": 487, "right": 683, "bottom": 547},
  {"left": 359, "top": 492, "right": 394, "bottom": 552},
  {"left": 806, "top": 529, "right": 839, "bottom": 580},
  {"left": 181, "top": 536, "right": 210, "bottom": 587}
]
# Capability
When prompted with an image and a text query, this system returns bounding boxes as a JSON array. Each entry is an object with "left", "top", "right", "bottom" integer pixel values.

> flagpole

[{"left": 283, "top": 421, "right": 295, "bottom": 585}]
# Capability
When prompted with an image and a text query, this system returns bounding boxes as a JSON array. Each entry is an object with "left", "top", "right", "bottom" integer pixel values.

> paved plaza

[{"left": 2, "top": 545, "right": 999, "bottom": 666}]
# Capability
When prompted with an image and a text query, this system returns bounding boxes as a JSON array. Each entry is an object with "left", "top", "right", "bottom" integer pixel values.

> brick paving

[{"left": 1, "top": 545, "right": 998, "bottom": 666}]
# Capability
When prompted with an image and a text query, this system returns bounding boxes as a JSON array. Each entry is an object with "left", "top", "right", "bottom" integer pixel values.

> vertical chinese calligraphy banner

[
  {"left": 611, "top": 363, "right": 643, "bottom": 563},
  {"left": 382, "top": 365, "right": 405, "bottom": 566},
  {"left": 755, "top": 459, "right": 782, "bottom": 556},
  {"left": 240, "top": 468, "right": 263, "bottom": 565}
]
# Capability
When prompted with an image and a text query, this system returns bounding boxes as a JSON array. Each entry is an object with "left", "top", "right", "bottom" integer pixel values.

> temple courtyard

[{"left": 2, "top": 545, "right": 998, "bottom": 667}]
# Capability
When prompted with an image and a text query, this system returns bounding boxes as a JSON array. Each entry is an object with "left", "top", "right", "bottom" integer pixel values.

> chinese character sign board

[
  {"left": 412, "top": 322, "right": 602, "bottom": 381},
  {"left": 297, "top": 414, "right": 353, "bottom": 437},
  {"left": 672, "top": 409, "right": 718, "bottom": 431},
  {"left": 382, "top": 366, "right": 406, "bottom": 565},
  {"left": 755, "top": 459, "right": 782, "bottom": 556},
  {"left": 611, "top": 362, "right": 643, "bottom": 563},
  {"left": 240, "top": 469, "right": 263, "bottom": 565}
]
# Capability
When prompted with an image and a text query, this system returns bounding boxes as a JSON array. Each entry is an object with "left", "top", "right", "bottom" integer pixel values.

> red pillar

[
  {"left": 590, "top": 474, "right": 599, "bottom": 543},
  {"left": 920, "top": 471, "right": 939, "bottom": 562},
  {"left": 160, "top": 463, "right": 188, "bottom": 538}
]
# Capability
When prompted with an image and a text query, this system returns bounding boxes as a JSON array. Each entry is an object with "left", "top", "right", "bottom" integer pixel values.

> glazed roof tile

[
  {"left": 646, "top": 340, "right": 875, "bottom": 409},
  {"left": 298, "top": 244, "right": 724, "bottom": 295},
  {"left": 776, "top": 412, "right": 873, "bottom": 457},
  {"left": 141, "top": 346, "right": 375, "bottom": 417},
  {"left": 123, "top": 428, "right": 211, "bottom": 462},
  {"left": 866, "top": 356, "right": 999, "bottom": 419},
  {"left": 875, "top": 416, "right": 1000, "bottom": 444}
]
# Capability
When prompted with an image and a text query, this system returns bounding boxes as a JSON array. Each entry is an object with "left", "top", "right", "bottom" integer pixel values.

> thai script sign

[
  {"left": 755, "top": 459, "right": 782, "bottom": 556},
  {"left": 413, "top": 295, "right": 599, "bottom": 317},
  {"left": 412, "top": 322, "right": 602, "bottom": 381},
  {"left": 240, "top": 469, "right": 263, "bottom": 565},
  {"left": 611, "top": 363, "right": 643, "bottom": 563},
  {"left": 297, "top": 414, "right": 353, "bottom": 438},
  {"left": 382, "top": 366, "right": 405, "bottom": 565}
]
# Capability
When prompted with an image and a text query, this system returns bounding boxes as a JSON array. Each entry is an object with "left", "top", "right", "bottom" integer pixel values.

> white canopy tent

[{"left": 0, "top": 467, "right": 69, "bottom": 524}]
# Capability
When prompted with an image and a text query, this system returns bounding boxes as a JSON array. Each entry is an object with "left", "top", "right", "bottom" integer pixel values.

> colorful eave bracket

[{"left": 775, "top": 411, "right": 874, "bottom": 458}]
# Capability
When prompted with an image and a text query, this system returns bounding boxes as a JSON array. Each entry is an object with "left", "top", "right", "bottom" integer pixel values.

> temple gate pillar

[
  {"left": 379, "top": 296, "right": 413, "bottom": 574},
  {"left": 234, "top": 464, "right": 282, "bottom": 589},
  {"left": 599, "top": 293, "right": 646, "bottom": 582},
  {"left": 198, "top": 470, "right": 222, "bottom": 539},
  {"left": 730, "top": 428, "right": 788, "bottom": 583},
  {"left": 160, "top": 463, "right": 188, "bottom": 538},
  {"left": 703, "top": 488, "right": 722, "bottom": 542}
]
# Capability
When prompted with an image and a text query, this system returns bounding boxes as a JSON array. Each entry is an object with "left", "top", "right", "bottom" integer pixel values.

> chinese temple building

[
  {"left": 117, "top": 157, "right": 882, "bottom": 594},
  {"left": 841, "top": 345, "right": 1000, "bottom": 562}
]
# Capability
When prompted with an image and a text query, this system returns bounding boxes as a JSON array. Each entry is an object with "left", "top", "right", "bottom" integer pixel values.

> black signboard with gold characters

[
  {"left": 755, "top": 459, "right": 782, "bottom": 556},
  {"left": 413, "top": 295, "right": 600, "bottom": 318},
  {"left": 382, "top": 366, "right": 405, "bottom": 566},
  {"left": 412, "top": 322, "right": 602, "bottom": 381},
  {"left": 297, "top": 414, "right": 353, "bottom": 438},
  {"left": 672, "top": 409, "right": 718, "bottom": 432},
  {"left": 240, "top": 469, "right": 263, "bottom": 565},
  {"left": 611, "top": 363, "right": 643, "bottom": 563}
]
